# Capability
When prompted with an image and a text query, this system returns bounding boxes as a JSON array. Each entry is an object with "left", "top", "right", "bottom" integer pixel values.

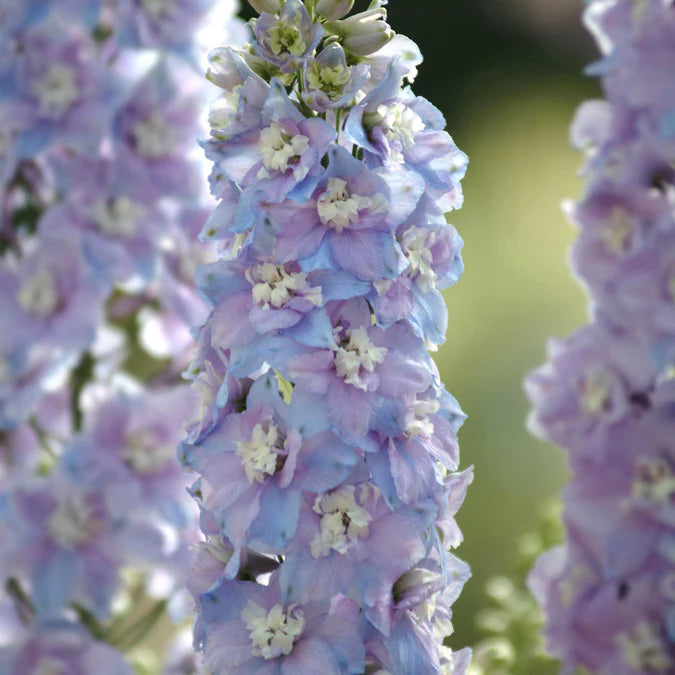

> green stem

[
  {"left": 335, "top": 108, "right": 342, "bottom": 135},
  {"left": 106, "top": 599, "right": 168, "bottom": 650},
  {"left": 69, "top": 351, "right": 95, "bottom": 432},
  {"left": 72, "top": 603, "right": 106, "bottom": 641},
  {"left": 5, "top": 578, "right": 35, "bottom": 624}
]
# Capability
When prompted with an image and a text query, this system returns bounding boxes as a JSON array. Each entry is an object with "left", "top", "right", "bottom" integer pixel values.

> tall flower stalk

[
  {"left": 181, "top": 1, "right": 473, "bottom": 672},
  {"left": 526, "top": 1, "right": 675, "bottom": 672},
  {"left": 0, "top": 1, "right": 238, "bottom": 672}
]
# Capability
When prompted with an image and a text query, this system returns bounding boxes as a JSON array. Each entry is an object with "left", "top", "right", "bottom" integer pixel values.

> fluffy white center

[
  {"left": 310, "top": 485, "right": 372, "bottom": 557},
  {"left": 377, "top": 102, "right": 424, "bottom": 162},
  {"left": 246, "top": 263, "right": 321, "bottom": 310},
  {"left": 267, "top": 23, "right": 307, "bottom": 57},
  {"left": 17, "top": 270, "right": 59, "bottom": 318},
  {"left": 31, "top": 64, "right": 79, "bottom": 117},
  {"left": 236, "top": 420, "right": 284, "bottom": 484},
  {"left": 405, "top": 397, "right": 440, "bottom": 438},
  {"left": 601, "top": 207, "right": 634, "bottom": 255},
  {"left": 123, "top": 428, "right": 174, "bottom": 474},
  {"left": 241, "top": 601, "right": 304, "bottom": 660},
  {"left": 631, "top": 457, "right": 675, "bottom": 506},
  {"left": 306, "top": 62, "right": 350, "bottom": 99},
  {"left": 401, "top": 226, "right": 436, "bottom": 292},
  {"left": 132, "top": 111, "right": 176, "bottom": 158},
  {"left": 47, "top": 493, "right": 100, "bottom": 549},
  {"left": 91, "top": 196, "right": 144, "bottom": 238},
  {"left": 617, "top": 622, "right": 673, "bottom": 671},
  {"left": 257, "top": 121, "right": 310, "bottom": 179},
  {"left": 578, "top": 367, "right": 616, "bottom": 417},
  {"left": 317, "top": 177, "right": 376, "bottom": 232},
  {"left": 333, "top": 325, "right": 387, "bottom": 390}
]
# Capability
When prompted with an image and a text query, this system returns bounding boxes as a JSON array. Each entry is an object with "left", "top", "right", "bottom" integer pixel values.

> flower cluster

[
  {"left": 0, "top": 1, "right": 238, "bottom": 672},
  {"left": 181, "top": 1, "right": 473, "bottom": 672},
  {"left": 526, "top": 1, "right": 675, "bottom": 672}
]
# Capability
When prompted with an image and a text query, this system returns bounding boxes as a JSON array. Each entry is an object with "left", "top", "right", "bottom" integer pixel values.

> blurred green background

[{"left": 237, "top": 0, "right": 599, "bottom": 657}]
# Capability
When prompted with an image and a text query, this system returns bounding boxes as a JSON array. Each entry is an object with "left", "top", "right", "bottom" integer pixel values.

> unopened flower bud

[
  {"left": 316, "top": 0, "right": 354, "bottom": 21},
  {"left": 248, "top": 0, "right": 282, "bottom": 14},
  {"left": 324, "top": 8, "right": 394, "bottom": 57}
]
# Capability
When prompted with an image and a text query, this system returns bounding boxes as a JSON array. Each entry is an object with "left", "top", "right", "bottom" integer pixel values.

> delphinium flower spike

[
  {"left": 182, "top": 1, "right": 473, "bottom": 672},
  {"left": 0, "top": 1, "right": 239, "bottom": 672},
  {"left": 526, "top": 1, "right": 675, "bottom": 672}
]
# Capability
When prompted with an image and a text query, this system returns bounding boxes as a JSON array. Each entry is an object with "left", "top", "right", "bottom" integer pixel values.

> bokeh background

[{"left": 242, "top": 0, "right": 598, "bottom": 655}]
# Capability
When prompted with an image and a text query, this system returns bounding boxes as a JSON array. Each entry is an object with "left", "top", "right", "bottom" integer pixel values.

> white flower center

[
  {"left": 577, "top": 367, "right": 616, "bottom": 417},
  {"left": 401, "top": 226, "right": 436, "bottom": 292},
  {"left": 17, "top": 270, "right": 59, "bottom": 318},
  {"left": 31, "top": 64, "right": 79, "bottom": 117},
  {"left": 122, "top": 428, "right": 174, "bottom": 474},
  {"left": 333, "top": 325, "right": 387, "bottom": 390},
  {"left": 47, "top": 492, "right": 101, "bottom": 549},
  {"left": 405, "top": 397, "right": 440, "bottom": 438},
  {"left": 617, "top": 622, "right": 673, "bottom": 671},
  {"left": 377, "top": 102, "right": 424, "bottom": 162},
  {"left": 267, "top": 23, "right": 307, "bottom": 57},
  {"left": 306, "top": 62, "right": 350, "bottom": 99},
  {"left": 601, "top": 207, "right": 634, "bottom": 256},
  {"left": 246, "top": 263, "right": 321, "bottom": 310},
  {"left": 317, "top": 177, "right": 381, "bottom": 232},
  {"left": 236, "top": 419, "right": 285, "bottom": 484},
  {"left": 310, "top": 485, "right": 373, "bottom": 558},
  {"left": 257, "top": 121, "right": 310, "bottom": 180},
  {"left": 241, "top": 601, "right": 304, "bottom": 660},
  {"left": 132, "top": 111, "right": 177, "bottom": 158},
  {"left": 91, "top": 196, "right": 144, "bottom": 238},
  {"left": 631, "top": 458, "right": 675, "bottom": 506},
  {"left": 141, "top": 0, "right": 176, "bottom": 17}
]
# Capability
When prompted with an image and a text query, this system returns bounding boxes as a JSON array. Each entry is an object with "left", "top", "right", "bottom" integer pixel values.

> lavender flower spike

[
  {"left": 183, "top": 2, "right": 473, "bottom": 672},
  {"left": 526, "top": 1, "right": 675, "bottom": 673}
]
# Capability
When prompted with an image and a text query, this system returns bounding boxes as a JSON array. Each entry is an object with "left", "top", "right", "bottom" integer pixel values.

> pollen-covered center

[
  {"left": 401, "top": 226, "right": 436, "bottom": 292},
  {"left": 310, "top": 485, "right": 373, "bottom": 557},
  {"left": 132, "top": 110, "right": 177, "bottom": 158},
  {"left": 246, "top": 263, "right": 321, "bottom": 310},
  {"left": 17, "top": 270, "right": 59, "bottom": 318},
  {"left": 47, "top": 492, "right": 102, "bottom": 550},
  {"left": 617, "top": 622, "right": 673, "bottom": 672},
  {"left": 317, "top": 177, "right": 375, "bottom": 232},
  {"left": 91, "top": 196, "right": 145, "bottom": 238},
  {"left": 333, "top": 325, "right": 387, "bottom": 390},
  {"left": 236, "top": 418, "right": 286, "bottom": 484},
  {"left": 257, "top": 121, "right": 309, "bottom": 178},
  {"left": 306, "top": 61, "right": 350, "bottom": 99},
  {"left": 577, "top": 366, "right": 618, "bottom": 417},
  {"left": 31, "top": 63, "right": 79, "bottom": 117},
  {"left": 241, "top": 601, "right": 305, "bottom": 660},
  {"left": 631, "top": 457, "right": 675, "bottom": 506},
  {"left": 377, "top": 102, "right": 424, "bottom": 162},
  {"left": 267, "top": 22, "right": 307, "bottom": 57},
  {"left": 601, "top": 206, "right": 635, "bottom": 256}
]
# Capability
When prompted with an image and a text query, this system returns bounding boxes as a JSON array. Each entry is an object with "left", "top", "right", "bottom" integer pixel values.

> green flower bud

[
  {"left": 248, "top": 0, "right": 283, "bottom": 14},
  {"left": 324, "top": 8, "right": 394, "bottom": 57},
  {"left": 316, "top": 0, "right": 354, "bottom": 21}
]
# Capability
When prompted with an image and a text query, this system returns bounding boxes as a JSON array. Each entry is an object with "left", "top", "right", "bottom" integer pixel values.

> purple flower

[{"left": 253, "top": 0, "right": 323, "bottom": 74}]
